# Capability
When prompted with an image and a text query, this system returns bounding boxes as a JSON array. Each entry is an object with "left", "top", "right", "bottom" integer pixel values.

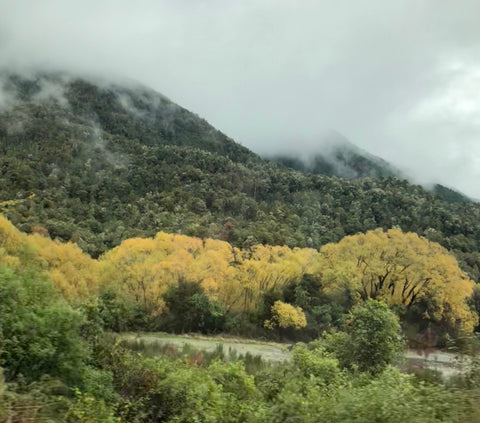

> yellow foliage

[
  {"left": 99, "top": 232, "right": 322, "bottom": 315},
  {"left": 228, "top": 244, "right": 322, "bottom": 312},
  {"left": 264, "top": 300, "right": 307, "bottom": 330},
  {"left": 1, "top": 214, "right": 475, "bottom": 333},
  {"left": 319, "top": 228, "right": 477, "bottom": 333},
  {"left": 31, "top": 234, "right": 99, "bottom": 301},
  {"left": 0, "top": 216, "right": 98, "bottom": 300}
]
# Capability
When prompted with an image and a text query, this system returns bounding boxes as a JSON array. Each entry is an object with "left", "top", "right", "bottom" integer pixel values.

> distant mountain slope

[
  {"left": 268, "top": 134, "right": 472, "bottom": 204},
  {"left": 433, "top": 184, "right": 472, "bottom": 204},
  {"left": 0, "top": 71, "right": 257, "bottom": 163},
  {"left": 268, "top": 133, "right": 402, "bottom": 179},
  {"left": 1, "top": 70, "right": 480, "bottom": 282}
]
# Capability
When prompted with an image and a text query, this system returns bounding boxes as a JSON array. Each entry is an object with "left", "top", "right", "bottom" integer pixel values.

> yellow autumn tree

[
  {"left": 319, "top": 228, "right": 477, "bottom": 333},
  {"left": 99, "top": 233, "right": 236, "bottom": 316},
  {"left": 31, "top": 234, "right": 99, "bottom": 301},
  {"left": 229, "top": 245, "right": 322, "bottom": 312},
  {"left": 100, "top": 231, "right": 323, "bottom": 315},
  {"left": 0, "top": 216, "right": 98, "bottom": 300},
  {"left": 99, "top": 237, "right": 165, "bottom": 315},
  {"left": 264, "top": 300, "right": 307, "bottom": 330},
  {"left": 0, "top": 215, "right": 28, "bottom": 269},
  {"left": 187, "top": 238, "right": 239, "bottom": 302}
]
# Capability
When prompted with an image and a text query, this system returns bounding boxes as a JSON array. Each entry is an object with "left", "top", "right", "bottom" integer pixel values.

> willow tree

[
  {"left": 0, "top": 216, "right": 99, "bottom": 301},
  {"left": 319, "top": 228, "right": 477, "bottom": 333},
  {"left": 264, "top": 300, "right": 307, "bottom": 330},
  {"left": 100, "top": 231, "right": 323, "bottom": 316}
]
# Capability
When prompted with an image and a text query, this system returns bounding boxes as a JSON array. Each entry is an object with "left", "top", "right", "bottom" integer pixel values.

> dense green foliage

[
  {"left": 433, "top": 184, "right": 472, "bottom": 204},
  {"left": 3, "top": 279, "right": 480, "bottom": 422},
  {"left": 0, "top": 268, "right": 86, "bottom": 384},
  {"left": 161, "top": 280, "right": 226, "bottom": 334},
  {"left": 321, "top": 299, "right": 403, "bottom": 374}
]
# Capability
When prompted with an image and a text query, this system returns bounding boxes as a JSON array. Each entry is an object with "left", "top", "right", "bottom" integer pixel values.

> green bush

[
  {"left": 323, "top": 299, "right": 403, "bottom": 374},
  {"left": 0, "top": 267, "right": 87, "bottom": 385}
]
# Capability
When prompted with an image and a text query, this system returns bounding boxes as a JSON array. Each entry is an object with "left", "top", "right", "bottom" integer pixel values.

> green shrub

[{"left": 0, "top": 267, "right": 87, "bottom": 385}]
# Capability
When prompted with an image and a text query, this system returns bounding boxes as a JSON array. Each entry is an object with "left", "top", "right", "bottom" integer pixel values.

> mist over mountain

[
  {"left": 266, "top": 133, "right": 471, "bottom": 203},
  {"left": 2, "top": 3, "right": 480, "bottom": 420},
  {"left": 1, "top": 70, "right": 480, "bottom": 281},
  {"left": 266, "top": 132, "right": 402, "bottom": 179},
  {"left": 0, "top": 70, "right": 256, "bottom": 162}
]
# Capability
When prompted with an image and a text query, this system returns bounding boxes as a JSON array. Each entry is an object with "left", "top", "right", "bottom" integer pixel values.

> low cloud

[
  {"left": 1, "top": 1, "right": 480, "bottom": 196},
  {"left": 32, "top": 76, "right": 70, "bottom": 108}
]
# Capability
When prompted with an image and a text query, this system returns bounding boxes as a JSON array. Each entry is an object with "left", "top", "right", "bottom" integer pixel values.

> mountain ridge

[
  {"left": 267, "top": 132, "right": 403, "bottom": 179},
  {"left": 267, "top": 133, "right": 471, "bottom": 204},
  {"left": 0, "top": 70, "right": 258, "bottom": 163}
]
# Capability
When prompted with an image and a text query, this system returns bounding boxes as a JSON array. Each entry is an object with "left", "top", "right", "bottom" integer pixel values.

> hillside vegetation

[
  {"left": 1, "top": 73, "right": 480, "bottom": 285},
  {"left": 268, "top": 133, "right": 402, "bottom": 179},
  {"left": 2, "top": 72, "right": 480, "bottom": 422},
  {"left": 1, "top": 221, "right": 480, "bottom": 422},
  {"left": 0, "top": 214, "right": 475, "bottom": 340}
]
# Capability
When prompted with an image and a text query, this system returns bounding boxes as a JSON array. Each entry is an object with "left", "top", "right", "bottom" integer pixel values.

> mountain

[
  {"left": 1, "top": 70, "right": 480, "bottom": 281},
  {"left": 268, "top": 133, "right": 402, "bottom": 179},
  {"left": 268, "top": 134, "right": 473, "bottom": 204},
  {"left": 433, "top": 184, "right": 472, "bottom": 204},
  {"left": 0, "top": 71, "right": 256, "bottom": 162}
]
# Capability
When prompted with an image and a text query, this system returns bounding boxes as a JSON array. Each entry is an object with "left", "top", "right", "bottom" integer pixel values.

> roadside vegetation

[{"left": 1, "top": 214, "right": 480, "bottom": 421}]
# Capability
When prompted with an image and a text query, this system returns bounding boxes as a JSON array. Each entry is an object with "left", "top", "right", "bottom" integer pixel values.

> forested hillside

[
  {"left": 268, "top": 134, "right": 402, "bottom": 179},
  {"left": 1, "top": 72, "right": 480, "bottom": 284},
  {"left": 3, "top": 71, "right": 480, "bottom": 422}
]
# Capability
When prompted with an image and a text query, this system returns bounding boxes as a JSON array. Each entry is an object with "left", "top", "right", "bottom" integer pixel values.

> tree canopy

[{"left": 318, "top": 228, "right": 477, "bottom": 333}]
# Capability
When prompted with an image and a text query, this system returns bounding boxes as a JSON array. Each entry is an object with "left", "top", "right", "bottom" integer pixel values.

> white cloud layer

[{"left": 1, "top": 0, "right": 480, "bottom": 197}]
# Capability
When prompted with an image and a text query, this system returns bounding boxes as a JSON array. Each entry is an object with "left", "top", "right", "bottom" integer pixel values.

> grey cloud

[
  {"left": 87, "top": 121, "right": 129, "bottom": 169},
  {"left": 32, "top": 76, "right": 70, "bottom": 107},
  {"left": 1, "top": 1, "right": 480, "bottom": 196},
  {"left": 0, "top": 84, "right": 17, "bottom": 110}
]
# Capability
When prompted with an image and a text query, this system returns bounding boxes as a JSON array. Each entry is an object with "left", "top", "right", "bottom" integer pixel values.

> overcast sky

[{"left": 1, "top": 1, "right": 480, "bottom": 197}]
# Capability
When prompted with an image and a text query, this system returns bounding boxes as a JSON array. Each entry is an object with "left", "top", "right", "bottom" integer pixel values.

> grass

[{"left": 116, "top": 332, "right": 290, "bottom": 373}]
